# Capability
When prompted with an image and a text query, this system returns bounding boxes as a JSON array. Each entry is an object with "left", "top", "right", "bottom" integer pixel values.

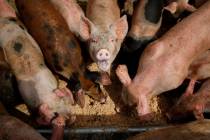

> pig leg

[
  {"left": 116, "top": 65, "right": 132, "bottom": 87},
  {"left": 164, "top": 1, "right": 196, "bottom": 15},
  {"left": 51, "top": 115, "right": 65, "bottom": 140},
  {"left": 37, "top": 104, "right": 66, "bottom": 140},
  {"left": 183, "top": 2, "right": 197, "bottom": 12},
  {"left": 164, "top": 2, "right": 178, "bottom": 14},
  {"left": 123, "top": 0, "right": 134, "bottom": 15},
  {"left": 178, "top": 79, "right": 196, "bottom": 103},
  {"left": 37, "top": 104, "right": 54, "bottom": 124},
  {"left": 75, "top": 89, "right": 85, "bottom": 108},
  {"left": 193, "top": 103, "right": 204, "bottom": 119}
]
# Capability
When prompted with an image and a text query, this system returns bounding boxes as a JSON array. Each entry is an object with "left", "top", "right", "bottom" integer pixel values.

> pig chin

[{"left": 97, "top": 60, "right": 110, "bottom": 72}]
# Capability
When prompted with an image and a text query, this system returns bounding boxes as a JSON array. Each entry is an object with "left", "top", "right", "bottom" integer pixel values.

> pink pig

[
  {"left": 116, "top": 1, "right": 210, "bottom": 121},
  {"left": 79, "top": 0, "right": 128, "bottom": 73}
]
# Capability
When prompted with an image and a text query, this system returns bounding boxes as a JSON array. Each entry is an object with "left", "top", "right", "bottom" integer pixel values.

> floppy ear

[
  {"left": 79, "top": 16, "right": 94, "bottom": 41},
  {"left": 110, "top": 15, "right": 128, "bottom": 40}
]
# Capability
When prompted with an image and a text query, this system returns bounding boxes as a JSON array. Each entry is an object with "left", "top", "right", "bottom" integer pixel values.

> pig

[
  {"left": 0, "top": 115, "right": 46, "bottom": 140},
  {"left": 116, "top": 1, "right": 210, "bottom": 121},
  {"left": 16, "top": 0, "right": 111, "bottom": 104},
  {"left": 128, "top": 119, "right": 210, "bottom": 140},
  {"left": 167, "top": 50, "right": 210, "bottom": 121},
  {"left": 165, "top": 0, "right": 197, "bottom": 17},
  {"left": 15, "top": 0, "right": 87, "bottom": 107},
  {"left": 0, "top": 1, "right": 76, "bottom": 139},
  {"left": 49, "top": 0, "right": 89, "bottom": 41},
  {"left": 123, "top": 0, "right": 164, "bottom": 52},
  {"left": 79, "top": 0, "right": 128, "bottom": 73}
]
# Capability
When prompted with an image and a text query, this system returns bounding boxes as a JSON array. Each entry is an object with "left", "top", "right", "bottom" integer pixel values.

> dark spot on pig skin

[
  {"left": 144, "top": 0, "right": 163, "bottom": 24},
  {"left": 123, "top": 36, "right": 154, "bottom": 52},
  {"left": 68, "top": 40, "right": 77, "bottom": 49},
  {"left": 63, "top": 57, "right": 69, "bottom": 67},
  {"left": 13, "top": 42, "right": 23, "bottom": 53},
  {"left": 67, "top": 72, "right": 81, "bottom": 93},
  {"left": 52, "top": 53, "right": 63, "bottom": 71},
  {"left": 39, "top": 63, "right": 45, "bottom": 68},
  {"left": 42, "top": 23, "right": 54, "bottom": 40}
]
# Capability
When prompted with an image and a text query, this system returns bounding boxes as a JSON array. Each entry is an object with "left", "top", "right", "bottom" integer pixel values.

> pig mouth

[{"left": 97, "top": 60, "right": 110, "bottom": 72}]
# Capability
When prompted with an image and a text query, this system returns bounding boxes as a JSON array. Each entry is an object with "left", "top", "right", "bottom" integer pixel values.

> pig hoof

[
  {"left": 99, "top": 97, "right": 107, "bottom": 104},
  {"left": 116, "top": 65, "right": 131, "bottom": 87},
  {"left": 52, "top": 115, "right": 65, "bottom": 127},
  {"left": 139, "top": 112, "right": 155, "bottom": 122},
  {"left": 76, "top": 89, "right": 85, "bottom": 108},
  {"left": 69, "top": 115, "right": 76, "bottom": 124},
  {"left": 164, "top": 2, "right": 178, "bottom": 14},
  {"left": 194, "top": 104, "right": 204, "bottom": 120},
  {"left": 114, "top": 106, "right": 121, "bottom": 113}
]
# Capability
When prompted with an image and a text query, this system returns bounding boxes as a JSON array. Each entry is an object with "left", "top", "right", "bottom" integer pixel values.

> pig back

[
  {"left": 0, "top": 18, "right": 45, "bottom": 79},
  {"left": 87, "top": 0, "right": 120, "bottom": 27},
  {"left": 16, "top": 0, "right": 83, "bottom": 78}
]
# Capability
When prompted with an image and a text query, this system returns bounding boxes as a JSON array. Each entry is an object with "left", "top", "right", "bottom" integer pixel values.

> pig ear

[
  {"left": 110, "top": 15, "right": 128, "bottom": 40},
  {"left": 79, "top": 16, "right": 94, "bottom": 41}
]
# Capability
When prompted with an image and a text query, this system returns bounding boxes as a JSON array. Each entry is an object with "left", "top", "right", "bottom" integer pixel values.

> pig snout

[{"left": 96, "top": 49, "right": 111, "bottom": 61}]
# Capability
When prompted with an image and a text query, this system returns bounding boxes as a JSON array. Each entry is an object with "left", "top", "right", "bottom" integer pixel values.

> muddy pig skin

[
  {"left": 49, "top": 0, "right": 89, "bottom": 41},
  {"left": 128, "top": 119, "right": 210, "bottom": 140},
  {"left": 79, "top": 0, "right": 128, "bottom": 72},
  {"left": 124, "top": 0, "right": 164, "bottom": 52},
  {"left": 15, "top": 0, "right": 87, "bottom": 107},
  {"left": 0, "top": 16, "right": 76, "bottom": 140},
  {"left": 0, "top": 115, "right": 46, "bottom": 140},
  {"left": 116, "top": 1, "right": 210, "bottom": 121},
  {"left": 165, "top": 0, "right": 196, "bottom": 17}
]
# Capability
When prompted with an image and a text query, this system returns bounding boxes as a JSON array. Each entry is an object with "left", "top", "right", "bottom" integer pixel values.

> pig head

[
  {"left": 80, "top": 0, "right": 128, "bottom": 72},
  {"left": 124, "top": 0, "right": 164, "bottom": 52}
]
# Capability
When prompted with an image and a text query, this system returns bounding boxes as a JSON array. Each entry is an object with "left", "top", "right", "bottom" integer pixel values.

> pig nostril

[
  {"left": 100, "top": 53, "right": 103, "bottom": 56},
  {"left": 106, "top": 53, "right": 108, "bottom": 57}
]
